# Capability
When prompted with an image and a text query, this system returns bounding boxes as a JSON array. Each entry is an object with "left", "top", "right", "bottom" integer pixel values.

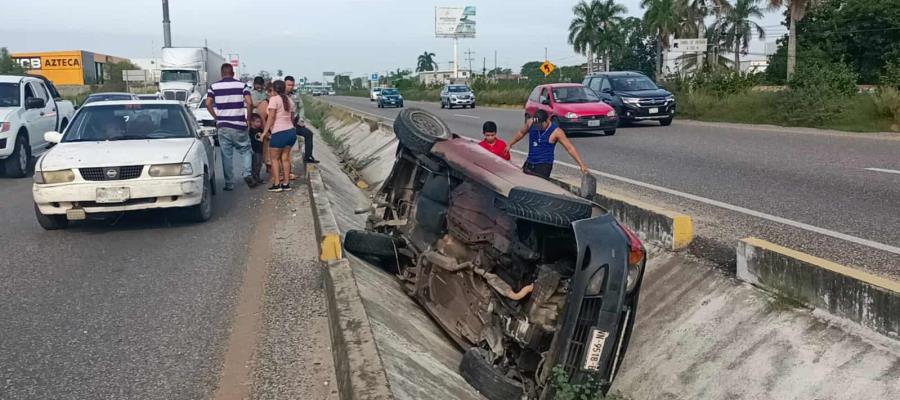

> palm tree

[
  {"left": 416, "top": 51, "right": 438, "bottom": 72},
  {"left": 568, "top": 0, "right": 602, "bottom": 73},
  {"left": 767, "top": 0, "right": 819, "bottom": 80},
  {"left": 722, "top": 0, "right": 765, "bottom": 72},
  {"left": 595, "top": 0, "right": 628, "bottom": 72},
  {"left": 641, "top": 0, "right": 682, "bottom": 77}
]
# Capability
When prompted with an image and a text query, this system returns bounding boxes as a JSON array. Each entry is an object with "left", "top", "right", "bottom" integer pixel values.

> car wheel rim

[
  {"left": 409, "top": 110, "right": 444, "bottom": 137},
  {"left": 18, "top": 143, "right": 27, "bottom": 171}
]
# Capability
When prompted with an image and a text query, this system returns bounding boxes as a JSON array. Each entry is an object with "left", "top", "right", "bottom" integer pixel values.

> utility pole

[
  {"left": 545, "top": 47, "right": 548, "bottom": 61},
  {"left": 161, "top": 0, "right": 172, "bottom": 47},
  {"left": 464, "top": 48, "right": 475, "bottom": 78},
  {"left": 493, "top": 50, "right": 497, "bottom": 78},
  {"left": 482, "top": 57, "right": 486, "bottom": 77}
]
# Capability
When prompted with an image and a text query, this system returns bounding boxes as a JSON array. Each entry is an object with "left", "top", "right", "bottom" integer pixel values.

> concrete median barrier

[{"left": 738, "top": 237, "right": 900, "bottom": 339}]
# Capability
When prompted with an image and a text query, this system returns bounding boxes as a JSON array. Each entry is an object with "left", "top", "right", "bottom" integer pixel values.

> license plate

[
  {"left": 649, "top": 107, "right": 659, "bottom": 114},
  {"left": 587, "top": 120, "right": 601, "bottom": 127},
  {"left": 96, "top": 187, "right": 130, "bottom": 203},
  {"left": 583, "top": 329, "right": 609, "bottom": 370}
]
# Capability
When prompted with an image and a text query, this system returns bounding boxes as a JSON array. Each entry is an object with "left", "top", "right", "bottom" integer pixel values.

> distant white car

[
  {"left": 32, "top": 100, "right": 217, "bottom": 229},
  {"left": 370, "top": 87, "right": 382, "bottom": 102}
]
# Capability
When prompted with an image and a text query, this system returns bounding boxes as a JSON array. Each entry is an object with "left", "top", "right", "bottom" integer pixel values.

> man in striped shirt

[{"left": 206, "top": 63, "right": 256, "bottom": 190}]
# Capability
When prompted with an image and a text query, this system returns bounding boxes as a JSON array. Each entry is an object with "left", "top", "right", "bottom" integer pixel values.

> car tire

[
  {"left": 660, "top": 117, "right": 673, "bottom": 126},
  {"left": 504, "top": 187, "right": 593, "bottom": 227},
  {"left": 4, "top": 133, "right": 31, "bottom": 178},
  {"left": 440, "top": 100, "right": 445, "bottom": 109},
  {"left": 604, "top": 129, "right": 616, "bottom": 136},
  {"left": 393, "top": 108, "right": 452, "bottom": 155},
  {"left": 344, "top": 229, "right": 399, "bottom": 258},
  {"left": 471, "top": 103, "right": 476, "bottom": 109},
  {"left": 34, "top": 203, "right": 68, "bottom": 230},
  {"left": 209, "top": 170, "right": 217, "bottom": 195},
  {"left": 460, "top": 348, "right": 525, "bottom": 400},
  {"left": 186, "top": 172, "right": 213, "bottom": 222}
]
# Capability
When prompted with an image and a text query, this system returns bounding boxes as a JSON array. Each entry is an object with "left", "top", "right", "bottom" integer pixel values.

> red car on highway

[{"left": 525, "top": 83, "right": 619, "bottom": 136}]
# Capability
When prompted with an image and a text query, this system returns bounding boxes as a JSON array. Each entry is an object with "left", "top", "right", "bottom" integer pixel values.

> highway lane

[
  {"left": 0, "top": 159, "right": 335, "bottom": 398},
  {"left": 321, "top": 95, "right": 900, "bottom": 276}
]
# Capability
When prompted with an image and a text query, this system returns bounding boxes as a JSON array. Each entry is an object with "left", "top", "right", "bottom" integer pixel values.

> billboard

[{"left": 435, "top": 6, "right": 476, "bottom": 38}]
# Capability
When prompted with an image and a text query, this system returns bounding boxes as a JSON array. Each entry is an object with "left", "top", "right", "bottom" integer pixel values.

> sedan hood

[
  {"left": 0, "top": 107, "right": 18, "bottom": 121},
  {"left": 40, "top": 138, "right": 195, "bottom": 170},
  {"left": 616, "top": 88, "right": 671, "bottom": 98},
  {"left": 554, "top": 101, "right": 614, "bottom": 115}
]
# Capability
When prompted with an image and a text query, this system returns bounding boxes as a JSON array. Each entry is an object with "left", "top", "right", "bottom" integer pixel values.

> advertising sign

[
  {"left": 435, "top": 6, "right": 476, "bottom": 38},
  {"left": 14, "top": 54, "right": 83, "bottom": 70}
]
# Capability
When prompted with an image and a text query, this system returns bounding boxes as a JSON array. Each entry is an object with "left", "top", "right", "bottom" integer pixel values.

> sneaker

[
  {"left": 254, "top": 176, "right": 266, "bottom": 185},
  {"left": 223, "top": 184, "right": 235, "bottom": 191},
  {"left": 267, "top": 184, "right": 283, "bottom": 192},
  {"left": 244, "top": 176, "right": 258, "bottom": 188},
  {"left": 281, "top": 184, "right": 293, "bottom": 191},
  {"left": 304, "top": 157, "right": 321, "bottom": 164}
]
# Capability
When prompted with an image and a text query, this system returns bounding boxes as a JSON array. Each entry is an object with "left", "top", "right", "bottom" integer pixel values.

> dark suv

[{"left": 583, "top": 71, "right": 675, "bottom": 126}]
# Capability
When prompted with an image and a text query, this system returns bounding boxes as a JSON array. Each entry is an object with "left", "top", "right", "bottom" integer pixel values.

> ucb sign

[{"left": 14, "top": 56, "right": 82, "bottom": 70}]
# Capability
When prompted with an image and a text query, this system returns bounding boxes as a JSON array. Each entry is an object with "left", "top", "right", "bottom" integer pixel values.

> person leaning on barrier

[
  {"left": 504, "top": 109, "right": 589, "bottom": 179},
  {"left": 285, "top": 75, "right": 319, "bottom": 164}
]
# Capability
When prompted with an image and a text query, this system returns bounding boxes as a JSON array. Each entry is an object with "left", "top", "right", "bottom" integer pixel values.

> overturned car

[{"left": 344, "top": 108, "right": 646, "bottom": 399}]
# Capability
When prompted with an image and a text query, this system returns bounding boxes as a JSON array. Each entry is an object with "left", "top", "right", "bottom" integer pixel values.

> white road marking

[
  {"left": 454, "top": 114, "right": 480, "bottom": 119},
  {"left": 326, "top": 98, "right": 900, "bottom": 256},
  {"left": 865, "top": 167, "right": 900, "bottom": 175}
]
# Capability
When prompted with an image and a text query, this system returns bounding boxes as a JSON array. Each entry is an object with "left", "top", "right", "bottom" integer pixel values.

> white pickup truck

[{"left": 0, "top": 75, "right": 75, "bottom": 177}]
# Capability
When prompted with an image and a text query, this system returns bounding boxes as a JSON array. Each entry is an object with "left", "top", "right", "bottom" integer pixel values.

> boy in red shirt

[{"left": 478, "top": 121, "right": 511, "bottom": 160}]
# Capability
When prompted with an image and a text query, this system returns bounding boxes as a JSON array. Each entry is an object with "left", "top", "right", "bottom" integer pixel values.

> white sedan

[{"left": 32, "top": 100, "right": 217, "bottom": 230}]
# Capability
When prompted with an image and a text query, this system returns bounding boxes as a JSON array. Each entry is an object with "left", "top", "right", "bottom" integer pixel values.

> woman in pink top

[{"left": 262, "top": 80, "right": 297, "bottom": 192}]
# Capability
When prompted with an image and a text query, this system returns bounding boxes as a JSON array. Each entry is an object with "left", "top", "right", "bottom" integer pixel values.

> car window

[
  {"left": 610, "top": 76, "right": 657, "bottom": 91},
  {"left": 63, "top": 104, "right": 193, "bottom": 142},
  {"left": 83, "top": 94, "right": 137, "bottom": 104},
  {"left": 587, "top": 78, "right": 602, "bottom": 93},
  {"left": 539, "top": 88, "right": 549, "bottom": 103},
  {"left": 601, "top": 78, "right": 612, "bottom": 92},
  {"left": 382, "top": 89, "right": 399, "bottom": 95},
  {"left": 0, "top": 83, "right": 20, "bottom": 107},
  {"left": 552, "top": 86, "right": 601, "bottom": 104},
  {"left": 24, "top": 82, "right": 35, "bottom": 100},
  {"left": 31, "top": 82, "right": 50, "bottom": 102},
  {"left": 448, "top": 86, "right": 469, "bottom": 93}
]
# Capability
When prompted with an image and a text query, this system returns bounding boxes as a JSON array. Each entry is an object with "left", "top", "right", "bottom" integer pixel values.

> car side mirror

[
  {"left": 26, "top": 97, "right": 46, "bottom": 109},
  {"left": 44, "top": 131, "right": 63, "bottom": 144},
  {"left": 541, "top": 97, "right": 550, "bottom": 106},
  {"left": 601, "top": 88, "right": 613, "bottom": 94},
  {"left": 199, "top": 127, "right": 217, "bottom": 138}
]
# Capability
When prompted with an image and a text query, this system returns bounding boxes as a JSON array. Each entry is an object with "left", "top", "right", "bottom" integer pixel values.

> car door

[
  {"left": 31, "top": 82, "right": 57, "bottom": 140},
  {"left": 538, "top": 87, "right": 553, "bottom": 116},
  {"left": 187, "top": 108, "right": 215, "bottom": 172},
  {"left": 21, "top": 82, "right": 51, "bottom": 150},
  {"left": 594, "top": 76, "right": 615, "bottom": 104}
]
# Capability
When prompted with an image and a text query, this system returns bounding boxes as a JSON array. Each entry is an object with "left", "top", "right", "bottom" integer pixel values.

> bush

[
  {"left": 789, "top": 59, "right": 858, "bottom": 96},
  {"left": 666, "top": 71, "right": 759, "bottom": 97},
  {"left": 880, "top": 59, "right": 900, "bottom": 88},
  {"left": 873, "top": 86, "right": 900, "bottom": 123}
]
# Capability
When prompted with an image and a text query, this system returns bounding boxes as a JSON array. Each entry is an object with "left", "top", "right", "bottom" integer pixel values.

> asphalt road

[
  {"left": 321, "top": 95, "right": 900, "bottom": 277},
  {"left": 0, "top": 159, "right": 335, "bottom": 398}
]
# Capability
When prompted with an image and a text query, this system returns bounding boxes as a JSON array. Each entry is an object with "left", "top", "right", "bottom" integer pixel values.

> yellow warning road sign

[{"left": 540, "top": 60, "right": 556, "bottom": 77}]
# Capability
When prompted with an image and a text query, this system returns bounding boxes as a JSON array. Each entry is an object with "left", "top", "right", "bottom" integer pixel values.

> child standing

[{"left": 248, "top": 114, "right": 266, "bottom": 184}]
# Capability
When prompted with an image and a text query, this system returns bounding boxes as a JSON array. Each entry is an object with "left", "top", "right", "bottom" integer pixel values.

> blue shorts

[{"left": 269, "top": 128, "right": 297, "bottom": 148}]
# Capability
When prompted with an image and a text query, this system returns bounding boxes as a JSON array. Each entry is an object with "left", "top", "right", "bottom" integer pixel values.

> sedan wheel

[
  {"left": 4, "top": 134, "right": 30, "bottom": 178},
  {"left": 186, "top": 173, "right": 213, "bottom": 222}
]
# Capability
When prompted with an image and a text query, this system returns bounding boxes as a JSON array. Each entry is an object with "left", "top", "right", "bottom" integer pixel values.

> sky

[{"left": 1, "top": 0, "right": 785, "bottom": 80}]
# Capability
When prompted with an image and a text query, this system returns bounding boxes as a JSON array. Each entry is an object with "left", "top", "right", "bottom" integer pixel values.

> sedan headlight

[
  {"left": 398, "top": 95, "right": 403, "bottom": 100},
  {"left": 149, "top": 163, "right": 193, "bottom": 177},
  {"left": 0, "top": 122, "right": 9, "bottom": 133},
  {"left": 607, "top": 109, "right": 617, "bottom": 117},
  {"left": 621, "top": 97, "right": 641, "bottom": 105},
  {"left": 565, "top": 112, "right": 578, "bottom": 119},
  {"left": 665, "top": 95, "right": 675, "bottom": 103},
  {"left": 35, "top": 169, "right": 75, "bottom": 184}
]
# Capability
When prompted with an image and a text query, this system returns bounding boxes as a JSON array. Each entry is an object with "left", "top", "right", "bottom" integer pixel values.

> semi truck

[{"left": 159, "top": 47, "right": 225, "bottom": 106}]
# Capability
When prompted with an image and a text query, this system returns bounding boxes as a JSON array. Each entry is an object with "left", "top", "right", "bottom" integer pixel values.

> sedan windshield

[
  {"left": 610, "top": 76, "right": 658, "bottom": 91},
  {"left": 382, "top": 89, "right": 399, "bottom": 96},
  {"left": 448, "top": 86, "right": 470, "bottom": 93},
  {"left": 0, "top": 83, "right": 20, "bottom": 107},
  {"left": 552, "top": 86, "right": 601, "bottom": 103},
  {"left": 83, "top": 94, "right": 134, "bottom": 104},
  {"left": 62, "top": 104, "right": 193, "bottom": 143}
]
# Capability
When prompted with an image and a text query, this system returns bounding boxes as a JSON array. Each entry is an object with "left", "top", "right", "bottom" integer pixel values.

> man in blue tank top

[{"left": 504, "top": 110, "right": 590, "bottom": 179}]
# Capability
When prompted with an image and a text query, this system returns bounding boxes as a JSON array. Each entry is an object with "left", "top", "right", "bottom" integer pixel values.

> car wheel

[
  {"left": 186, "top": 172, "right": 213, "bottom": 222},
  {"left": 440, "top": 100, "right": 445, "bottom": 109},
  {"left": 393, "top": 108, "right": 452, "bottom": 155},
  {"left": 460, "top": 348, "right": 525, "bottom": 400},
  {"left": 209, "top": 170, "right": 217, "bottom": 195},
  {"left": 471, "top": 103, "right": 476, "bottom": 109},
  {"left": 34, "top": 203, "right": 68, "bottom": 230},
  {"left": 504, "top": 187, "right": 593, "bottom": 227},
  {"left": 344, "top": 229, "right": 399, "bottom": 258},
  {"left": 604, "top": 129, "right": 616, "bottom": 136},
  {"left": 660, "top": 117, "right": 673, "bottom": 126},
  {"left": 399, "top": 102, "right": 404, "bottom": 108},
  {"left": 4, "top": 133, "right": 31, "bottom": 178}
]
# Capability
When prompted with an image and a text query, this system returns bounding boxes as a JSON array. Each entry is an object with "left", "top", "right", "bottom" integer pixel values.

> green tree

[
  {"left": 0, "top": 47, "right": 25, "bottom": 75},
  {"left": 568, "top": 0, "right": 603, "bottom": 73},
  {"left": 105, "top": 61, "right": 140, "bottom": 84},
  {"left": 416, "top": 51, "right": 438, "bottom": 72},
  {"left": 722, "top": 0, "right": 766, "bottom": 72},
  {"left": 767, "top": 0, "right": 820, "bottom": 81},
  {"left": 641, "top": 0, "right": 683, "bottom": 77},
  {"left": 609, "top": 17, "right": 658, "bottom": 78},
  {"left": 521, "top": 61, "right": 545, "bottom": 81},
  {"left": 594, "top": 0, "right": 628, "bottom": 72},
  {"left": 276, "top": 69, "right": 284, "bottom": 78},
  {"left": 487, "top": 67, "right": 514, "bottom": 77}
]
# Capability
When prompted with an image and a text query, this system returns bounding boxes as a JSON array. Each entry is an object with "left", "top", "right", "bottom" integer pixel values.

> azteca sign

[{"left": 14, "top": 56, "right": 82, "bottom": 70}]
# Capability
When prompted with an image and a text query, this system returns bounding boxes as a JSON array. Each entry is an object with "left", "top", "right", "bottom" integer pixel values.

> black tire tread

[
  {"left": 460, "top": 348, "right": 524, "bottom": 400},
  {"left": 4, "top": 133, "right": 30, "bottom": 178},
  {"left": 393, "top": 108, "right": 452, "bottom": 155},
  {"left": 505, "top": 187, "right": 592, "bottom": 227},
  {"left": 343, "top": 230, "right": 398, "bottom": 258}
]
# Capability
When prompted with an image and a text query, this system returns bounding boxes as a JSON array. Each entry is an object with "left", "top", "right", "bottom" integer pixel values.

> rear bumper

[{"left": 33, "top": 175, "right": 205, "bottom": 215}]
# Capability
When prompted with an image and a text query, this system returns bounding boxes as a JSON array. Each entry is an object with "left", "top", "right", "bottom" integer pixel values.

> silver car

[{"left": 440, "top": 84, "right": 475, "bottom": 109}]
